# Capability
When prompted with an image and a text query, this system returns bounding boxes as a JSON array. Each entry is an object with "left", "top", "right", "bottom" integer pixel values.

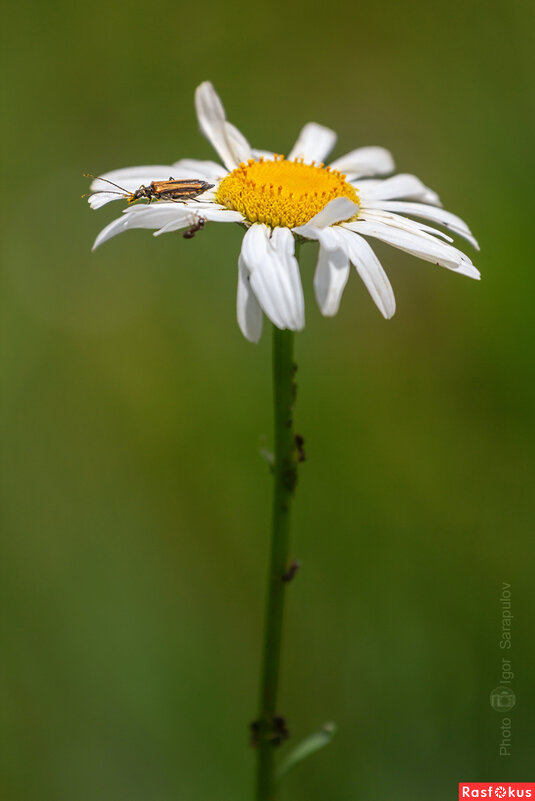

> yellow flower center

[{"left": 215, "top": 155, "right": 359, "bottom": 229}]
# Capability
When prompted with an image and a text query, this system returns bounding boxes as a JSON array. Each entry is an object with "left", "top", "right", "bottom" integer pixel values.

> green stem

[{"left": 255, "top": 324, "right": 299, "bottom": 801}]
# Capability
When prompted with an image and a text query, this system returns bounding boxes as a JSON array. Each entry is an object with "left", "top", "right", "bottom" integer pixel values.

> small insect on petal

[
  {"left": 85, "top": 174, "right": 214, "bottom": 205},
  {"left": 148, "top": 179, "right": 214, "bottom": 203},
  {"left": 183, "top": 215, "right": 207, "bottom": 239}
]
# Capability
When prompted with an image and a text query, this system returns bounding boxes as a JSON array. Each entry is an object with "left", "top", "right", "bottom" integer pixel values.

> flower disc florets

[{"left": 216, "top": 155, "right": 360, "bottom": 228}]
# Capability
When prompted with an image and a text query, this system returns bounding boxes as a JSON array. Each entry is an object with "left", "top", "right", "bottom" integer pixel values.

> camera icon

[
  {"left": 493, "top": 787, "right": 507, "bottom": 798},
  {"left": 490, "top": 686, "right": 516, "bottom": 711}
]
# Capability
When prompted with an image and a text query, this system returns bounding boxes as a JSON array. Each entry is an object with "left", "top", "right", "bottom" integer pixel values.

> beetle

[{"left": 85, "top": 174, "right": 214, "bottom": 204}]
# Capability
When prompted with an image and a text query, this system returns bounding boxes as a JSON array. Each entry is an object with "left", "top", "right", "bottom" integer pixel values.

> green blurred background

[{"left": 1, "top": 0, "right": 534, "bottom": 798}]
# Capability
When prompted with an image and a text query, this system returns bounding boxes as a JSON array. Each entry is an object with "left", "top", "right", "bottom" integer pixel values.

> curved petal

[
  {"left": 252, "top": 148, "right": 276, "bottom": 160},
  {"left": 294, "top": 197, "right": 359, "bottom": 232},
  {"left": 272, "top": 227, "right": 305, "bottom": 328},
  {"left": 237, "top": 255, "right": 263, "bottom": 343},
  {"left": 356, "top": 174, "right": 442, "bottom": 206},
  {"left": 92, "top": 216, "right": 130, "bottom": 250},
  {"left": 171, "top": 158, "right": 228, "bottom": 182},
  {"left": 195, "top": 82, "right": 252, "bottom": 171},
  {"left": 152, "top": 206, "right": 243, "bottom": 237},
  {"left": 363, "top": 200, "right": 479, "bottom": 250},
  {"left": 288, "top": 122, "right": 337, "bottom": 164},
  {"left": 225, "top": 122, "right": 254, "bottom": 165},
  {"left": 360, "top": 208, "right": 454, "bottom": 243},
  {"left": 88, "top": 192, "right": 126, "bottom": 210},
  {"left": 329, "top": 146, "right": 395, "bottom": 178},
  {"left": 153, "top": 215, "right": 201, "bottom": 237},
  {"left": 344, "top": 218, "right": 480, "bottom": 278},
  {"left": 333, "top": 227, "right": 396, "bottom": 318},
  {"left": 198, "top": 208, "right": 245, "bottom": 223},
  {"left": 314, "top": 242, "right": 350, "bottom": 316},
  {"left": 240, "top": 224, "right": 304, "bottom": 331},
  {"left": 124, "top": 204, "right": 196, "bottom": 226},
  {"left": 90, "top": 165, "right": 175, "bottom": 191},
  {"left": 92, "top": 204, "right": 191, "bottom": 250}
]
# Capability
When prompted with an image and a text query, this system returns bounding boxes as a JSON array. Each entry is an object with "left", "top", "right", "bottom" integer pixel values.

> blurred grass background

[{"left": 1, "top": 0, "right": 534, "bottom": 798}]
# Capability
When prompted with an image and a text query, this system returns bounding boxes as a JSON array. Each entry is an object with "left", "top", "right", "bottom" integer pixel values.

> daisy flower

[{"left": 89, "top": 81, "right": 479, "bottom": 342}]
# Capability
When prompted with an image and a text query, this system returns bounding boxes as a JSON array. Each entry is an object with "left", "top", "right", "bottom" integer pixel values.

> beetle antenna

[{"left": 83, "top": 173, "right": 131, "bottom": 195}]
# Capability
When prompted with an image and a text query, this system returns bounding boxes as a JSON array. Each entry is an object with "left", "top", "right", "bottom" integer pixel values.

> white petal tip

[
  {"left": 318, "top": 298, "right": 342, "bottom": 318},
  {"left": 457, "top": 263, "right": 481, "bottom": 280},
  {"left": 294, "top": 198, "right": 359, "bottom": 234},
  {"left": 239, "top": 324, "right": 263, "bottom": 344},
  {"left": 88, "top": 193, "right": 121, "bottom": 210},
  {"left": 288, "top": 122, "right": 337, "bottom": 164},
  {"left": 376, "top": 298, "right": 396, "bottom": 319},
  {"left": 195, "top": 80, "right": 216, "bottom": 101}
]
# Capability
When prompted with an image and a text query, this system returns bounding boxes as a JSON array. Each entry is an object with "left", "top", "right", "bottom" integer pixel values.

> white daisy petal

[
  {"left": 237, "top": 255, "right": 263, "bottom": 343},
  {"left": 364, "top": 200, "right": 479, "bottom": 250},
  {"left": 88, "top": 192, "right": 125, "bottom": 210},
  {"left": 123, "top": 204, "right": 192, "bottom": 226},
  {"left": 356, "top": 174, "right": 442, "bottom": 206},
  {"left": 314, "top": 242, "right": 350, "bottom": 316},
  {"left": 294, "top": 197, "right": 359, "bottom": 232},
  {"left": 195, "top": 81, "right": 250, "bottom": 172},
  {"left": 152, "top": 207, "right": 244, "bottom": 237},
  {"left": 288, "top": 122, "right": 337, "bottom": 164},
  {"left": 292, "top": 223, "right": 384, "bottom": 317},
  {"left": 195, "top": 81, "right": 235, "bottom": 170},
  {"left": 224, "top": 122, "right": 254, "bottom": 165},
  {"left": 290, "top": 224, "right": 331, "bottom": 247},
  {"left": 93, "top": 205, "right": 191, "bottom": 249},
  {"left": 198, "top": 208, "right": 245, "bottom": 223},
  {"left": 92, "top": 216, "right": 130, "bottom": 250},
  {"left": 241, "top": 224, "right": 304, "bottom": 331},
  {"left": 272, "top": 227, "right": 305, "bottom": 329},
  {"left": 360, "top": 208, "right": 454, "bottom": 243},
  {"left": 329, "top": 147, "right": 395, "bottom": 178},
  {"left": 252, "top": 149, "right": 276, "bottom": 160},
  {"left": 171, "top": 158, "right": 228, "bottom": 182},
  {"left": 344, "top": 219, "right": 480, "bottom": 278},
  {"left": 332, "top": 227, "right": 396, "bottom": 318},
  {"left": 240, "top": 225, "right": 285, "bottom": 328},
  {"left": 153, "top": 218, "right": 197, "bottom": 236}
]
